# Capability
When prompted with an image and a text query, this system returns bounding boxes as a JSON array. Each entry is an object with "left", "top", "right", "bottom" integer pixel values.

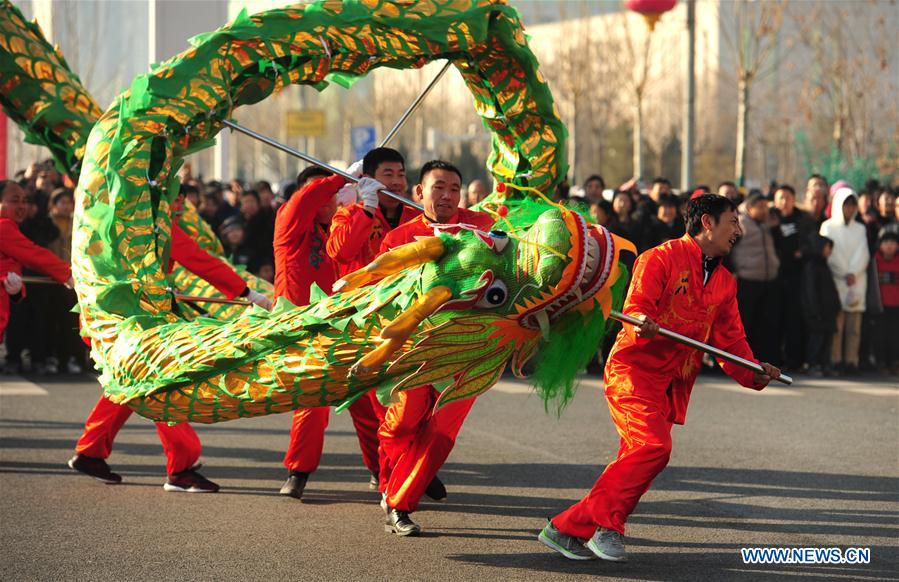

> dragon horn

[
  {"left": 333, "top": 236, "right": 445, "bottom": 292},
  {"left": 350, "top": 285, "right": 453, "bottom": 376}
]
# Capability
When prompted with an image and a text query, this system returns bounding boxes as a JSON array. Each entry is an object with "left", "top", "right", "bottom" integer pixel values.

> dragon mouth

[
  {"left": 519, "top": 212, "right": 616, "bottom": 331},
  {"left": 544, "top": 221, "right": 614, "bottom": 320}
]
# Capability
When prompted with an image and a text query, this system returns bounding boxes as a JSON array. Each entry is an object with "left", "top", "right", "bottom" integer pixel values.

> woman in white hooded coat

[{"left": 819, "top": 187, "right": 869, "bottom": 370}]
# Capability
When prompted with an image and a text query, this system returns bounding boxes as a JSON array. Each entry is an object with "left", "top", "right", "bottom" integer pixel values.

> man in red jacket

[
  {"left": 326, "top": 148, "right": 420, "bottom": 276},
  {"left": 539, "top": 195, "right": 780, "bottom": 562},
  {"left": 0, "top": 180, "right": 72, "bottom": 341},
  {"left": 273, "top": 166, "right": 385, "bottom": 499},
  {"left": 374, "top": 160, "right": 495, "bottom": 536},
  {"left": 291, "top": 148, "right": 418, "bottom": 497},
  {"left": 68, "top": 190, "right": 272, "bottom": 493}
]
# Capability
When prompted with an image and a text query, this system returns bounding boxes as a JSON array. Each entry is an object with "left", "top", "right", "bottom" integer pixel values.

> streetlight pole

[{"left": 681, "top": 0, "right": 695, "bottom": 192}]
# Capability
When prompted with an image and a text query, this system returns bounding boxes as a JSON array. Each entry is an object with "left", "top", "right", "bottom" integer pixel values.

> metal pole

[
  {"left": 20, "top": 276, "right": 61, "bottom": 285},
  {"left": 680, "top": 0, "right": 695, "bottom": 192},
  {"left": 378, "top": 61, "right": 452, "bottom": 148},
  {"left": 610, "top": 310, "right": 793, "bottom": 385},
  {"left": 174, "top": 294, "right": 249, "bottom": 305},
  {"left": 21, "top": 277, "right": 251, "bottom": 306},
  {"left": 222, "top": 119, "right": 424, "bottom": 211}
]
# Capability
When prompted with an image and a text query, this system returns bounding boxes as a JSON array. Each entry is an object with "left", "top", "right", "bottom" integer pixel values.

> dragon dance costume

[
  {"left": 376, "top": 208, "right": 496, "bottom": 511},
  {"left": 552, "top": 234, "right": 764, "bottom": 538}
]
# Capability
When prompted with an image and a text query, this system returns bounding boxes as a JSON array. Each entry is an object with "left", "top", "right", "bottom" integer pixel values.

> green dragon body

[{"left": 9, "top": 0, "right": 631, "bottom": 424}]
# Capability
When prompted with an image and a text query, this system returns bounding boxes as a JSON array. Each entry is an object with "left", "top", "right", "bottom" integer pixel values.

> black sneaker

[
  {"left": 164, "top": 467, "right": 219, "bottom": 493},
  {"left": 279, "top": 471, "right": 309, "bottom": 499},
  {"left": 68, "top": 454, "right": 122, "bottom": 484},
  {"left": 369, "top": 472, "right": 379, "bottom": 491},
  {"left": 385, "top": 508, "right": 421, "bottom": 536},
  {"left": 424, "top": 474, "right": 447, "bottom": 501}
]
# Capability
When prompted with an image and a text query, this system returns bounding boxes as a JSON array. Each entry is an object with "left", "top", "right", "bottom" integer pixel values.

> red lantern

[{"left": 625, "top": 0, "right": 677, "bottom": 31}]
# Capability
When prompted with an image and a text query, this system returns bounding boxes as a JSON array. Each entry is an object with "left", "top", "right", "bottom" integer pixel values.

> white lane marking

[
  {"left": 490, "top": 377, "right": 897, "bottom": 398},
  {"left": 463, "top": 425, "right": 588, "bottom": 466},
  {"left": 490, "top": 383, "right": 532, "bottom": 395},
  {"left": 0, "top": 377, "right": 49, "bottom": 396},
  {"left": 704, "top": 383, "right": 802, "bottom": 396},
  {"left": 840, "top": 386, "right": 899, "bottom": 397}
]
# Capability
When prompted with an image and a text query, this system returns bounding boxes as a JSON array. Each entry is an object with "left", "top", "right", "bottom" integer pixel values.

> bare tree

[
  {"left": 594, "top": 11, "right": 658, "bottom": 181},
  {"left": 719, "top": 0, "right": 787, "bottom": 185},
  {"left": 791, "top": 0, "right": 898, "bottom": 170},
  {"left": 539, "top": 7, "right": 602, "bottom": 182}
]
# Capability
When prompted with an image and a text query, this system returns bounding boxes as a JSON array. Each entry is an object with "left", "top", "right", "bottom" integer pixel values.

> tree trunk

[
  {"left": 735, "top": 76, "right": 749, "bottom": 186},
  {"left": 569, "top": 98, "right": 578, "bottom": 182},
  {"left": 633, "top": 97, "right": 643, "bottom": 180},
  {"left": 832, "top": 97, "right": 845, "bottom": 154}
]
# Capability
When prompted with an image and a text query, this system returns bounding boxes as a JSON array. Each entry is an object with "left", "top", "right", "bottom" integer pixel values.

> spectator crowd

[{"left": 2, "top": 157, "right": 898, "bottom": 378}]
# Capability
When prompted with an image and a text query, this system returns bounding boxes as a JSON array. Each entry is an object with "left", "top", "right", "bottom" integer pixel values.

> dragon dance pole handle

[
  {"left": 378, "top": 61, "right": 451, "bottom": 147},
  {"left": 174, "top": 294, "right": 250, "bottom": 305},
  {"left": 23, "top": 277, "right": 251, "bottom": 306},
  {"left": 221, "top": 119, "right": 424, "bottom": 212},
  {"left": 19, "top": 276, "right": 59, "bottom": 285},
  {"left": 610, "top": 310, "right": 793, "bottom": 386}
]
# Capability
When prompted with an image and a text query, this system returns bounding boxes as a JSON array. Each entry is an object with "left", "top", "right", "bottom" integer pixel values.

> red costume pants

[
  {"left": 378, "top": 385, "right": 475, "bottom": 512},
  {"left": 283, "top": 391, "right": 385, "bottom": 475},
  {"left": 75, "top": 395, "right": 201, "bottom": 476},
  {"left": 552, "top": 393, "right": 673, "bottom": 537}
]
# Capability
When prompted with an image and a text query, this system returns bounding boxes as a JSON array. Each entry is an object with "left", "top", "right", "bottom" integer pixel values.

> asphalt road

[{"left": 1, "top": 370, "right": 897, "bottom": 581}]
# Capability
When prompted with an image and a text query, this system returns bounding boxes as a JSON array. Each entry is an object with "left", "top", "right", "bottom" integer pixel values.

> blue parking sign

[{"left": 351, "top": 126, "right": 377, "bottom": 161}]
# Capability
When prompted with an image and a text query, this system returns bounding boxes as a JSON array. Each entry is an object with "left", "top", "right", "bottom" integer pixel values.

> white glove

[
  {"left": 347, "top": 159, "right": 364, "bottom": 178},
  {"left": 336, "top": 183, "right": 356, "bottom": 208},
  {"left": 246, "top": 289, "right": 273, "bottom": 311},
  {"left": 356, "top": 177, "right": 384, "bottom": 211},
  {"left": 3, "top": 272, "right": 23, "bottom": 295}
]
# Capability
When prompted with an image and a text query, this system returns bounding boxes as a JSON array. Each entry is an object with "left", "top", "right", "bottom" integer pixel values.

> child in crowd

[{"left": 874, "top": 232, "right": 899, "bottom": 374}]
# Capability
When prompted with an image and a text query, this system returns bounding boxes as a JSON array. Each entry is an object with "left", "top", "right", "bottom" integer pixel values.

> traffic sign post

[{"left": 351, "top": 126, "right": 376, "bottom": 161}]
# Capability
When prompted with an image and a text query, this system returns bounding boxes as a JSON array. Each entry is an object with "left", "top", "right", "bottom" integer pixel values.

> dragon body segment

[{"left": 115, "top": 209, "right": 631, "bottom": 424}]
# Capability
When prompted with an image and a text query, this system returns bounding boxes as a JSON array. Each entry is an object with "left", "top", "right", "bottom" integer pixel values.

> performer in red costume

[
  {"left": 68, "top": 190, "right": 272, "bottom": 492},
  {"left": 540, "top": 195, "right": 780, "bottom": 562},
  {"left": 287, "top": 148, "right": 418, "bottom": 495},
  {"left": 326, "top": 147, "right": 419, "bottom": 275},
  {"left": 375, "top": 160, "right": 495, "bottom": 536},
  {"left": 274, "top": 166, "right": 386, "bottom": 499},
  {"left": 0, "top": 180, "right": 72, "bottom": 340}
]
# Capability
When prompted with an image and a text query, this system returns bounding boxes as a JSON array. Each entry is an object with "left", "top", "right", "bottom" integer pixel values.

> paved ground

[{"left": 1, "top": 370, "right": 897, "bottom": 581}]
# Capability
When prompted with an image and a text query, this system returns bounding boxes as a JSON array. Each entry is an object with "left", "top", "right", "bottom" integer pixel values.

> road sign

[
  {"left": 351, "top": 126, "right": 377, "bottom": 161},
  {"left": 286, "top": 110, "right": 326, "bottom": 137}
]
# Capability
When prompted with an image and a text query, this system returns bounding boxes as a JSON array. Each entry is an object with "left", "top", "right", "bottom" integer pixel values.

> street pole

[{"left": 680, "top": 0, "right": 695, "bottom": 192}]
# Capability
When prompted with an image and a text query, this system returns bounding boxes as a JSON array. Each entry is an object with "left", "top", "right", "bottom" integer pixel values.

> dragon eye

[{"left": 475, "top": 279, "right": 508, "bottom": 308}]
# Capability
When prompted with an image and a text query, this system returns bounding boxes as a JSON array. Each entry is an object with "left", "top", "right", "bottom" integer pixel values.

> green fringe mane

[{"left": 531, "top": 263, "right": 629, "bottom": 415}]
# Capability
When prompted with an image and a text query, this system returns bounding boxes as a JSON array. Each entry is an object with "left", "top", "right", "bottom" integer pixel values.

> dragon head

[{"left": 336, "top": 207, "right": 633, "bottom": 410}]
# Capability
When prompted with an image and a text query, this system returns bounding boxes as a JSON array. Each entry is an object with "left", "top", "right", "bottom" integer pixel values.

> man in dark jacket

[
  {"left": 772, "top": 185, "right": 815, "bottom": 368},
  {"left": 801, "top": 236, "right": 841, "bottom": 376},
  {"left": 731, "top": 192, "right": 781, "bottom": 363},
  {"left": 641, "top": 194, "right": 685, "bottom": 251}
]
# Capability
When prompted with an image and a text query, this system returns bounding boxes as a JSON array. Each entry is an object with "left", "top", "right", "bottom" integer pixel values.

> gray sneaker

[
  {"left": 587, "top": 527, "right": 627, "bottom": 562},
  {"left": 538, "top": 522, "right": 597, "bottom": 560}
]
